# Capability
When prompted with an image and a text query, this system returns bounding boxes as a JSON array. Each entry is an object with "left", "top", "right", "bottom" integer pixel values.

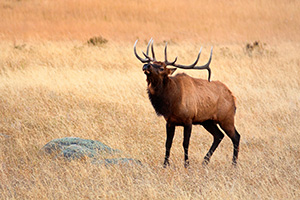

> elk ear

[{"left": 167, "top": 68, "right": 177, "bottom": 75}]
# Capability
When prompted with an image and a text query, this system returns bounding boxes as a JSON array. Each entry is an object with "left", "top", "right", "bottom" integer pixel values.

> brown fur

[{"left": 150, "top": 73, "right": 236, "bottom": 124}]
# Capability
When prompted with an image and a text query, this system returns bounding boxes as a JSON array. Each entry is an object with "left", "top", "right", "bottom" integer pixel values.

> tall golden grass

[{"left": 0, "top": 0, "right": 300, "bottom": 199}]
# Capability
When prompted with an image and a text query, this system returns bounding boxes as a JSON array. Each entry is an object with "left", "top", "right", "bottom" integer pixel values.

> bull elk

[{"left": 134, "top": 39, "right": 240, "bottom": 168}]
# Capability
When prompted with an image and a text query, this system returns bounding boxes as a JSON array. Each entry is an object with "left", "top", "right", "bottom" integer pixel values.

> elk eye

[{"left": 159, "top": 67, "right": 164, "bottom": 71}]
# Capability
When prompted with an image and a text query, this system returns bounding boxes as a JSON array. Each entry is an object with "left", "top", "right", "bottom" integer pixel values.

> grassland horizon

[{"left": 1, "top": 0, "right": 300, "bottom": 199}]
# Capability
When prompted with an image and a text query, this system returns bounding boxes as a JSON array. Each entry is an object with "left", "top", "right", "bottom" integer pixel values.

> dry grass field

[{"left": 1, "top": 0, "right": 300, "bottom": 199}]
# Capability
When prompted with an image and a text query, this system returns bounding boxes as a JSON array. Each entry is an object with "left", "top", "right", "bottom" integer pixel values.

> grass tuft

[{"left": 87, "top": 36, "right": 108, "bottom": 46}]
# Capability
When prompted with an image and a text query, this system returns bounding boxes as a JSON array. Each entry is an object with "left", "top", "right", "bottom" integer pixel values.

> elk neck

[{"left": 147, "top": 76, "right": 177, "bottom": 117}]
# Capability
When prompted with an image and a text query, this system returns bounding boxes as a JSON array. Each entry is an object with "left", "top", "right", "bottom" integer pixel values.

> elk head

[{"left": 134, "top": 38, "right": 213, "bottom": 82}]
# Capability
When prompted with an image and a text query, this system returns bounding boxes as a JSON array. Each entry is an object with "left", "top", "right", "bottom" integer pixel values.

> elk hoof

[
  {"left": 232, "top": 156, "right": 238, "bottom": 166},
  {"left": 232, "top": 160, "right": 237, "bottom": 167},
  {"left": 163, "top": 159, "right": 170, "bottom": 168},
  {"left": 184, "top": 160, "right": 189, "bottom": 168},
  {"left": 202, "top": 157, "right": 210, "bottom": 166}
]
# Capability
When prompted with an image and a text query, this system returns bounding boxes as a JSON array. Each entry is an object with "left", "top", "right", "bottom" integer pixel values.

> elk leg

[
  {"left": 232, "top": 128, "right": 240, "bottom": 165},
  {"left": 202, "top": 120, "right": 224, "bottom": 165},
  {"left": 183, "top": 124, "right": 192, "bottom": 168},
  {"left": 220, "top": 123, "right": 240, "bottom": 165},
  {"left": 164, "top": 123, "right": 175, "bottom": 167}
]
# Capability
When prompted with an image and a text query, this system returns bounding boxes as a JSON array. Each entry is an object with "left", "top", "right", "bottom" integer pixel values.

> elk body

[{"left": 134, "top": 39, "right": 240, "bottom": 167}]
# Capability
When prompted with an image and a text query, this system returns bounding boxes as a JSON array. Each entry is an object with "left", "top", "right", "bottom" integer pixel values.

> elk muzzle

[{"left": 143, "top": 64, "right": 151, "bottom": 75}]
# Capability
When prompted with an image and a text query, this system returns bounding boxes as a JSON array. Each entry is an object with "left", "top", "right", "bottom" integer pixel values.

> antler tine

[
  {"left": 146, "top": 38, "right": 153, "bottom": 56},
  {"left": 151, "top": 40, "right": 156, "bottom": 61},
  {"left": 164, "top": 42, "right": 178, "bottom": 65},
  {"left": 193, "top": 46, "right": 213, "bottom": 81},
  {"left": 194, "top": 47, "right": 213, "bottom": 70},
  {"left": 142, "top": 38, "right": 156, "bottom": 62},
  {"left": 174, "top": 47, "right": 203, "bottom": 69},
  {"left": 142, "top": 51, "right": 153, "bottom": 60},
  {"left": 134, "top": 40, "right": 150, "bottom": 63},
  {"left": 142, "top": 39, "right": 155, "bottom": 62}
]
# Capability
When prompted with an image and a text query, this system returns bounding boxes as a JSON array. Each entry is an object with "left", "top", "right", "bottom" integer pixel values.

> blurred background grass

[{"left": 0, "top": 0, "right": 299, "bottom": 43}]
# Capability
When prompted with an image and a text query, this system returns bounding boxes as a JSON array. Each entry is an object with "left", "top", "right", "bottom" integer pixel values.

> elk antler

[
  {"left": 134, "top": 39, "right": 156, "bottom": 63},
  {"left": 164, "top": 43, "right": 213, "bottom": 82}
]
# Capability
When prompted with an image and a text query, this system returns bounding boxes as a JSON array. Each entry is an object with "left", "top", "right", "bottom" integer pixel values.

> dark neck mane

[{"left": 147, "top": 78, "right": 174, "bottom": 117}]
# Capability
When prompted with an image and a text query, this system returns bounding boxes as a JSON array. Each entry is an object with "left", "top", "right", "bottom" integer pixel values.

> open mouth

[{"left": 143, "top": 70, "right": 151, "bottom": 75}]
